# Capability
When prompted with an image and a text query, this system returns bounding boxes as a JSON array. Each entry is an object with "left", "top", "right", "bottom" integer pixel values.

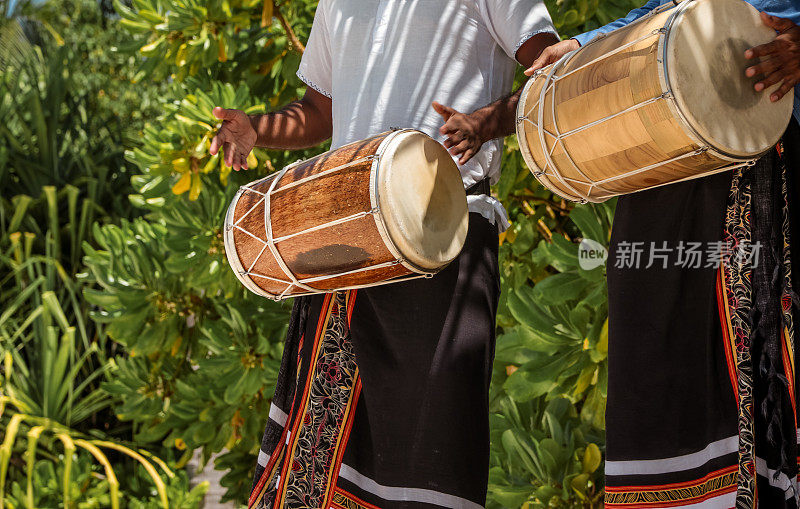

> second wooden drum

[
  {"left": 223, "top": 129, "right": 468, "bottom": 300},
  {"left": 516, "top": 0, "right": 794, "bottom": 203}
]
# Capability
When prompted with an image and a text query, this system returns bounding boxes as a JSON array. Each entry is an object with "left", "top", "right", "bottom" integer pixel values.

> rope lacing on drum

[
  {"left": 227, "top": 151, "right": 433, "bottom": 301},
  {"left": 518, "top": 24, "right": 756, "bottom": 203}
]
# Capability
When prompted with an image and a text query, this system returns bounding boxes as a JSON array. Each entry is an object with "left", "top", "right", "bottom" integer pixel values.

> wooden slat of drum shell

[
  {"left": 272, "top": 133, "right": 387, "bottom": 190},
  {"left": 267, "top": 215, "right": 398, "bottom": 280},
  {"left": 291, "top": 261, "right": 410, "bottom": 292},
  {"left": 277, "top": 261, "right": 411, "bottom": 296},
  {"left": 522, "top": 8, "right": 733, "bottom": 200},
  {"left": 230, "top": 131, "right": 413, "bottom": 297},
  {"left": 246, "top": 215, "right": 407, "bottom": 295}
]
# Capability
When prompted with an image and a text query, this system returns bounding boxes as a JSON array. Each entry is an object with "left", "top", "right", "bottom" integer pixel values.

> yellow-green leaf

[
  {"left": 582, "top": 443, "right": 602, "bottom": 474},
  {"left": 172, "top": 172, "right": 191, "bottom": 195},
  {"left": 596, "top": 319, "right": 608, "bottom": 358},
  {"left": 189, "top": 173, "right": 202, "bottom": 200},
  {"left": 172, "top": 157, "right": 190, "bottom": 173}
]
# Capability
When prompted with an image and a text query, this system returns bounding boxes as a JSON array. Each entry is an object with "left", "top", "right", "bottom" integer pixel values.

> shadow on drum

[
  {"left": 293, "top": 244, "right": 373, "bottom": 275},
  {"left": 710, "top": 37, "right": 761, "bottom": 110},
  {"left": 420, "top": 139, "right": 461, "bottom": 247}
]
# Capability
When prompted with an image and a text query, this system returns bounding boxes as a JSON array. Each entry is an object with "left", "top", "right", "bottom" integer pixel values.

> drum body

[
  {"left": 516, "top": 0, "right": 794, "bottom": 203},
  {"left": 223, "top": 129, "right": 468, "bottom": 300}
]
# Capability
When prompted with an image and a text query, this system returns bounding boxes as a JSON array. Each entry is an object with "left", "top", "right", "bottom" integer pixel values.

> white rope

[
  {"left": 590, "top": 148, "right": 708, "bottom": 187},
  {"left": 272, "top": 210, "right": 377, "bottom": 244},
  {"left": 586, "top": 159, "right": 755, "bottom": 201},
  {"left": 534, "top": 55, "right": 593, "bottom": 203},
  {"left": 521, "top": 4, "right": 716, "bottom": 203},
  {"left": 262, "top": 166, "right": 319, "bottom": 295},
  {"left": 271, "top": 155, "right": 377, "bottom": 195}
]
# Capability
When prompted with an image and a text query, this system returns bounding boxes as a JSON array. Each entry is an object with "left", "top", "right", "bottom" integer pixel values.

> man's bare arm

[
  {"left": 209, "top": 87, "right": 333, "bottom": 171},
  {"left": 432, "top": 31, "right": 559, "bottom": 164}
]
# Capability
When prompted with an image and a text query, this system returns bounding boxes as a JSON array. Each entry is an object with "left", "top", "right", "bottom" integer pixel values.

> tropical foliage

[
  {"left": 0, "top": 0, "right": 644, "bottom": 506},
  {"left": 0, "top": 0, "right": 204, "bottom": 506}
]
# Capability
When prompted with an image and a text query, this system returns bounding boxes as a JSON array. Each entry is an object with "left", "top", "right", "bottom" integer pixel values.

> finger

[
  {"left": 449, "top": 139, "right": 471, "bottom": 157},
  {"left": 241, "top": 154, "right": 249, "bottom": 171},
  {"left": 223, "top": 142, "right": 234, "bottom": 167},
  {"left": 760, "top": 11, "right": 795, "bottom": 33},
  {"left": 432, "top": 101, "right": 455, "bottom": 120},
  {"left": 213, "top": 106, "right": 240, "bottom": 121},
  {"left": 209, "top": 133, "right": 224, "bottom": 155},
  {"left": 746, "top": 39, "right": 782, "bottom": 59},
  {"left": 439, "top": 122, "right": 457, "bottom": 135},
  {"left": 745, "top": 57, "right": 781, "bottom": 78},
  {"left": 459, "top": 148, "right": 478, "bottom": 165},
  {"left": 236, "top": 153, "right": 247, "bottom": 172},
  {"left": 771, "top": 79, "right": 796, "bottom": 102},
  {"left": 443, "top": 132, "right": 464, "bottom": 148},
  {"left": 754, "top": 68, "right": 787, "bottom": 91},
  {"left": 524, "top": 51, "right": 551, "bottom": 76}
]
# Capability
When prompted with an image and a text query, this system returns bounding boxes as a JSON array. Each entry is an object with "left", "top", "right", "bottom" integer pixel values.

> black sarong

[
  {"left": 247, "top": 207, "right": 500, "bottom": 509},
  {"left": 604, "top": 119, "right": 800, "bottom": 508}
]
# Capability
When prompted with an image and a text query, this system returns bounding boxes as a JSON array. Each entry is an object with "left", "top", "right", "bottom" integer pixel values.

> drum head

[
  {"left": 666, "top": 0, "right": 793, "bottom": 158},
  {"left": 376, "top": 131, "right": 468, "bottom": 271}
]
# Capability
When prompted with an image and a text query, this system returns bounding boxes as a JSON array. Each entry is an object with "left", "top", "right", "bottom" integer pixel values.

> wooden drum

[
  {"left": 516, "top": 0, "right": 794, "bottom": 203},
  {"left": 223, "top": 129, "right": 468, "bottom": 300}
]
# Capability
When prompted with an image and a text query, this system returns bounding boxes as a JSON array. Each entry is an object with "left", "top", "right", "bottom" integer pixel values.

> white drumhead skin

[
  {"left": 377, "top": 131, "right": 468, "bottom": 271},
  {"left": 667, "top": 0, "right": 793, "bottom": 158}
]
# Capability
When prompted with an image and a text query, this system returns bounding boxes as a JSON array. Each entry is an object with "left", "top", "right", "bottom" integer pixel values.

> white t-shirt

[{"left": 296, "top": 0, "right": 557, "bottom": 231}]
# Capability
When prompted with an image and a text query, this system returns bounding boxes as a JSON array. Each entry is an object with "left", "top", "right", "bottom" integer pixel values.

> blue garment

[{"left": 572, "top": 0, "right": 800, "bottom": 123}]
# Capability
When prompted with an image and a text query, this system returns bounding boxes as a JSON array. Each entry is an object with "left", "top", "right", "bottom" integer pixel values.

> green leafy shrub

[
  {"left": 1, "top": 446, "right": 208, "bottom": 509},
  {"left": 93, "top": 0, "right": 648, "bottom": 505},
  {"left": 0, "top": 185, "right": 206, "bottom": 507},
  {"left": 82, "top": 188, "right": 290, "bottom": 501},
  {"left": 0, "top": 0, "right": 206, "bottom": 505},
  {"left": 489, "top": 397, "right": 603, "bottom": 508}
]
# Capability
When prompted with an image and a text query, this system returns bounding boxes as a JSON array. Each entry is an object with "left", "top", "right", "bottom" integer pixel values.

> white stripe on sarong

[
  {"left": 337, "top": 464, "right": 483, "bottom": 509},
  {"left": 269, "top": 403, "right": 288, "bottom": 427},
  {"left": 756, "top": 456, "right": 799, "bottom": 501},
  {"left": 605, "top": 436, "right": 738, "bottom": 476},
  {"left": 257, "top": 404, "right": 287, "bottom": 467}
]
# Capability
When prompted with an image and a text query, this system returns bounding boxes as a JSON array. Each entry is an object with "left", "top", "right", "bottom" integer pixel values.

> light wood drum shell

[
  {"left": 516, "top": 0, "right": 794, "bottom": 203},
  {"left": 223, "top": 129, "right": 468, "bottom": 300}
]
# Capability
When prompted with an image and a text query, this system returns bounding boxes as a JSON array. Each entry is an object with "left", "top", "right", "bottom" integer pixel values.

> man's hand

[
  {"left": 524, "top": 38, "right": 580, "bottom": 76},
  {"left": 428, "top": 33, "right": 565, "bottom": 164},
  {"left": 432, "top": 102, "right": 487, "bottom": 165},
  {"left": 745, "top": 12, "right": 800, "bottom": 102},
  {"left": 209, "top": 107, "right": 258, "bottom": 171}
]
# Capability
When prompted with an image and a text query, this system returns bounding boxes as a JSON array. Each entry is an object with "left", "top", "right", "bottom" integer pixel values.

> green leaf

[
  {"left": 532, "top": 272, "right": 590, "bottom": 305},
  {"left": 582, "top": 443, "right": 602, "bottom": 474},
  {"left": 580, "top": 386, "right": 606, "bottom": 430}
]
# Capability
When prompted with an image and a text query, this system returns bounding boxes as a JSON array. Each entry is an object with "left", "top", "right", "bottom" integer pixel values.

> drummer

[
  {"left": 209, "top": 1, "right": 559, "bottom": 508},
  {"left": 502, "top": 2, "right": 798, "bottom": 507}
]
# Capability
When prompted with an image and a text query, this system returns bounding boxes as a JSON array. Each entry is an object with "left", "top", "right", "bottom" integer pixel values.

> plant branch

[{"left": 273, "top": 1, "right": 305, "bottom": 53}]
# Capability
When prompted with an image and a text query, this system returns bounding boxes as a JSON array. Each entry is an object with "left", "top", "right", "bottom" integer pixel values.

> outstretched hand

[
  {"left": 745, "top": 12, "right": 800, "bottom": 102},
  {"left": 432, "top": 101, "right": 486, "bottom": 165},
  {"left": 209, "top": 107, "right": 258, "bottom": 171}
]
